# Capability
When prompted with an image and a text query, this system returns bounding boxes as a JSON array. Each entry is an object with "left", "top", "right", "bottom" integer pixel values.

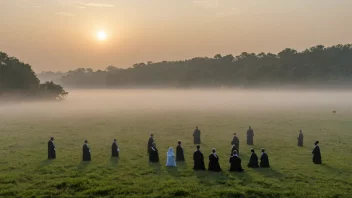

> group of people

[
  {"left": 295, "top": 129, "right": 322, "bottom": 164},
  {"left": 47, "top": 126, "right": 322, "bottom": 167},
  {"left": 48, "top": 138, "right": 119, "bottom": 161},
  {"left": 147, "top": 131, "right": 269, "bottom": 172},
  {"left": 194, "top": 125, "right": 253, "bottom": 147}
]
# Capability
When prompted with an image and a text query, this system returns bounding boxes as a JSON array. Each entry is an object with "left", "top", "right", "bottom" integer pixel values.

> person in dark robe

[
  {"left": 193, "top": 126, "right": 201, "bottom": 144},
  {"left": 231, "top": 144, "right": 238, "bottom": 156},
  {"left": 312, "top": 141, "right": 322, "bottom": 164},
  {"left": 297, "top": 130, "right": 303, "bottom": 147},
  {"left": 229, "top": 150, "right": 244, "bottom": 172},
  {"left": 193, "top": 145, "right": 205, "bottom": 170},
  {"left": 48, "top": 137, "right": 56, "bottom": 159},
  {"left": 246, "top": 126, "right": 254, "bottom": 145},
  {"left": 208, "top": 148, "right": 222, "bottom": 172},
  {"left": 111, "top": 139, "right": 119, "bottom": 157},
  {"left": 149, "top": 142, "right": 159, "bottom": 163},
  {"left": 82, "top": 140, "right": 91, "bottom": 161},
  {"left": 147, "top": 133, "right": 154, "bottom": 154},
  {"left": 260, "top": 148, "right": 270, "bottom": 168},
  {"left": 247, "top": 148, "right": 259, "bottom": 168},
  {"left": 231, "top": 133, "right": 240, "bottom": 153},
  {"left": 176, "top": 140, "right": 185, "bottom": 161}
]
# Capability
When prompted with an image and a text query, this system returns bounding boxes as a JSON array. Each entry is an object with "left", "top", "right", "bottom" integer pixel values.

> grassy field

[{"left": 1, "top": 91, "right": 352, "bottom": 198}]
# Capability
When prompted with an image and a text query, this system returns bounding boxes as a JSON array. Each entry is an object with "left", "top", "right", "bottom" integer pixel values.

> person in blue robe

[{"left": 166, "top": 147, "right": 176, "bottom": 167}]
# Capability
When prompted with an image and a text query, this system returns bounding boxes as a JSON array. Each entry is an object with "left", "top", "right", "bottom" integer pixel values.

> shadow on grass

[
  {"left": 321, "top": 163, "right": 337, "bottom": 171},
  {"left": 194, "top": 170, "right": 230, "bottom": 186},
  {"left": 77, "top": 161, "right": 90, "bottom": 170},
  {"left": 176, "top": 161, "right": 188, "bottom": 169},
  {"left": 253, "top": 167, "right": 284, "bottom": 178},
  {"left": 39, "top": 159, "right": 53, "bottom": 168},
  {"left": 228, "top": 169, "right": 253, "bottom": 179},
  {"left": 149, "top": 162, "right": 162, "bottom": 174},
  {"left": 166, "top": 166, "right": 180, "bottom": 177},
  {"left": 110, "top": 157, "right": 119, "bottom": 167}
]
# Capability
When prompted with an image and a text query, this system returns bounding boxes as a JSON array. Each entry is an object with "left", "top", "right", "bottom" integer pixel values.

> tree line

[
  {"left": 0, "top": 52, "right": 68, "bottom": 101},
  {"left": 38, "top": 44, "right": 352, "bottom": 88}
]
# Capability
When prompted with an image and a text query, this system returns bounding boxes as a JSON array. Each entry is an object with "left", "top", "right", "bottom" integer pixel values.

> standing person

[
  {"left": 312, "top": 141, "right": 322, "bottom": 164},
  {"left": 147, "top": 133, "right": 154, "bottom": 154},
  {"left": 166, "top": 147, "right": 176, "bottom": 167},
  {"left": 83, "top": 140, "right": 91, "bottom": 161},
  {"left": 229, "top": 150, "right": 244, "bottom": 172},
  {"left": 208, "top": 148, "right": 222, "bottom": 172},
  {"left": 176, "top": 140, "right": 185, "bottom": 162},
  {"left": 260, "top": 148, "right": 270, "bottom": 168},
  {"left": 246, "top": 126, "right": 254, "bottom": 145},
  {"left": 111, "top": 139, "right": 119, "bottom": 157},
  {"left": 48, "top": 137, "right": 56, "bottom": 159},
  {"left": 231, "top": 133, "right": 240, "bottom": 153},
  {"left": 247, "top": 148, "right": 259, "bottom": 168},
  {"left": 193, "top": 145, "right": 205, "bottom": 170},
  {"left": 297, "top": 130, "right": 304, "bottom": 147},
  {"left": 149, "top": 142, "right": 159, "bottom": 163},
  {"left": 193, "top": 126, "right": 201, "bottom": 144}
]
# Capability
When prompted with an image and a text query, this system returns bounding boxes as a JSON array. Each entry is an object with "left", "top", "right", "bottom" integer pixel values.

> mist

[{"left": 1, "top": 89, "right": 352, "bottom": 120}]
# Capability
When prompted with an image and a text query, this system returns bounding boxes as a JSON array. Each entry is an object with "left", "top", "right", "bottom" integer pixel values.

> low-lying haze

[{"left": 1, "top": 90, "right": 351, "bottom": 120}]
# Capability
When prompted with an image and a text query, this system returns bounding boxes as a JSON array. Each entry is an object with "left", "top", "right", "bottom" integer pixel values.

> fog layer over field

[{"left": 1, "top": 89, "right": 352, "bottom": 119}]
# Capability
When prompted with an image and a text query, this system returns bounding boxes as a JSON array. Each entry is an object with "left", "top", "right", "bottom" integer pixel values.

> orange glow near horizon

[{"left": 1, "top": 0, "right": 352, "bottom": 71}]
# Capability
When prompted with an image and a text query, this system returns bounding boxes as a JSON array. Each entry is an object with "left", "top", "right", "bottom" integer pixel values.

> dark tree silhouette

[
  {"left": 38, "top": 44, "right": 352, "bottom": 88},
  {"left": 0, "top": 52, "right": 68, "bottom": 101}
]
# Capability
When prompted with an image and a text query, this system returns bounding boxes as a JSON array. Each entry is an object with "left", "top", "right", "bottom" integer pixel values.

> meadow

[{"left": 0, "top": 90, "right": 352, "bottom": 198}]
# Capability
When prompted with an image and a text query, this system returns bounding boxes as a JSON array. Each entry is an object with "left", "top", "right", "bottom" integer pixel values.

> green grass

[{"left": 0, "top": 107, "right": 352, "bottom": 198}]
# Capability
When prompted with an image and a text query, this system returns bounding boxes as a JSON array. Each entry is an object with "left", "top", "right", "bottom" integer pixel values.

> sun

[{"left": 97, "top": 31, "right": 107, "bottom": 41}]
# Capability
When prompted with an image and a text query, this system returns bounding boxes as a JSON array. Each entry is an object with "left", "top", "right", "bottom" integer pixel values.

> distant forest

[
  {"left": 38, "top": 44, "right": 352, "bottom": 88},
  {"left": 0, "top": 52, "right": 68, "bottom": 101}
]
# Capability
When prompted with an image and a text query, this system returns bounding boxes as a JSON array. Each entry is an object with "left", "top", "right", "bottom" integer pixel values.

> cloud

[
  {"left": 56, "top": 12, "right": 75, "bottom": 17},
  {"left": 193, "top": 0, "right": 219, "bottom": 9},
  {"left": 33, "top": 5, "right": 41, "bottom": 8},
  {"left": 74, "top": 2, "right": 115, "bottom": 8}
]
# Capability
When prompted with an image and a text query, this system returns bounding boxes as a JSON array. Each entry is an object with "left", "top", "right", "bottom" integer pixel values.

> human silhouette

[
  {"left": 246, "top": 126, "right": 254, "bottom": 145},
  {"left": 48, "top": 137, "right": 56, "bottom": 159}
]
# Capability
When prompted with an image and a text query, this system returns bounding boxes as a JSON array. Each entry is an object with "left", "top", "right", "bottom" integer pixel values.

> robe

[
  {"left": 176, "top": 145, "right": 185, "bottom": 161},
  {"left": 48, "top": 140, "right": 56, "bottom": 159},
  {"left": 193, "top": 129, "right": 201, "bottom": 144},
  {"left": 193, "top": 150, "right": 206, "bottom": 170},
  {"left": 260, "top": 153, "right": 270, "bottom": 168},
  {"left": 166, "top": 148, "right": 176, "bottom": 167},
  {"left": 149, "top": 146, "right": 159, "bottom": 163},
  {"left": 248, "top": 152, "right": 259, "bottom": 168},
  {"left": 147, "top": 137, "right": 154, "bottom": 154},
  {"left": 231, "top": 136, "right": 240, "bottom": 153},
  {"left": 246, "top": 129, "right": 254, "bottom": 145},
  {"left": 297, "top": 133, "right": 303, "bottom": 147},
  {"left": 312, "top": 145, "right": 322, "bottom": 164},
  {"left": 229, "top": 155, "right": 244, "bottom": 172},
  {"left": 111, "top": 142, "right": 119, "bottom": 157},
  {"left": 83, "top": 144, "right": 91, "bottom": 161},
  {"left": 208, "top": 154, "right": 222, "bottom": 172}
]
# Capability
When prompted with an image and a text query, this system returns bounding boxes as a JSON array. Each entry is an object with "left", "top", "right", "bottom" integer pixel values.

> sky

[{"left": 0, "top": 0, "right": 352, "bottom": 72}]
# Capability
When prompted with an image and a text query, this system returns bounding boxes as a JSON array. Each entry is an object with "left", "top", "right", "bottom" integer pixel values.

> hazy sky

[{"left": 1, "top": 0, "right": 351, "bottom": 72}]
